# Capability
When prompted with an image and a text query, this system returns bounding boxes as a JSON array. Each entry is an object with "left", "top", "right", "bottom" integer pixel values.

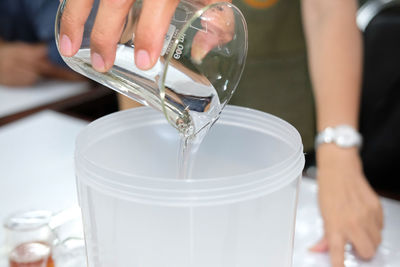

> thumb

[{"left": 309, "top": 236, "right": 329, "bottom": 252}]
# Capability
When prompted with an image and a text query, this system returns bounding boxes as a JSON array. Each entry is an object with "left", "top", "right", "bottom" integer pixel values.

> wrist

[{"left": 316, "top": 144, "right": 362, "bottom": 173}]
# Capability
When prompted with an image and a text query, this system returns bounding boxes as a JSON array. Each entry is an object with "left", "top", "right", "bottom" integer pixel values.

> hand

[
  {"left": 0, "top": 41, "right": 85, "bottom": 87},
  {"left": 59, "top": 0, "right": 232, "bottom": 72},
  {"left": 0, "top": 42, "right": 49, "bottom": 86},
  {"left": 39, "top": 60, "right": 86, "bottom": 82},
  {"left": 190, "top": 2, "right": 234, "bottom": 63},
  {"left": 310, "top": 145, "right": 383, "bottom": 267}
]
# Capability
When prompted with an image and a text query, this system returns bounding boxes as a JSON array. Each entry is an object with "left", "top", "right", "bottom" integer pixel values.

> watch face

[{"left": 334, "top": 125, "right": 361, "bottom": 148}]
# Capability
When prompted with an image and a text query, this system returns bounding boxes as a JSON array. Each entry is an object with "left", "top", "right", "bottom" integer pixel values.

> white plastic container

[{"left": 75, "top": 105, "right": 304, "bottom": 267}]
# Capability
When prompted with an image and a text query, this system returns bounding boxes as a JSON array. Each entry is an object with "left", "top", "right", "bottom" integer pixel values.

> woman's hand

[{"left": 311, "top": 145, "right": 383, "bottom": 267}]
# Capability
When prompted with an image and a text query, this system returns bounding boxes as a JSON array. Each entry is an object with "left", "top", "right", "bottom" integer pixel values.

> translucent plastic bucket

[{"left": 75, "top": 105, "right": 305, "bottom": 267}]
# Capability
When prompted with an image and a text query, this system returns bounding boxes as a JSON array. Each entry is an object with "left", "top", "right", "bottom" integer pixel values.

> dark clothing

[
  {"left": 360, "top": 7, "right": 400, "bottom": 193},
  {"left": 0, "top": 0, "right": 63, "bottom": 65}
]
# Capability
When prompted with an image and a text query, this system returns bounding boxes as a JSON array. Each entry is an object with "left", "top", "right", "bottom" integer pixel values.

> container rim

[{"left": 75, "top": 105, "right": 304, "bottom": 206}]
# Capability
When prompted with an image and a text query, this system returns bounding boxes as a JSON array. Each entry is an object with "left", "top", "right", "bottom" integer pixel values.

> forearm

[
  {"left": 301, "top": 0, "right": 362, "bottom": 132},
  {"left": 302, "top": 3, "right": 383, "bottom": 264}
]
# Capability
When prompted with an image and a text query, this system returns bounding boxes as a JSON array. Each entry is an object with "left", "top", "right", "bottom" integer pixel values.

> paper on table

[
  {"left": 0, "top": 111, "right": 87, "bottom": 245},
  {"left": 294, "top": 178, "right": 400, "bottom": 266},
  {"left": 0, "top": 80, "right": 90, "bottom": 118}
]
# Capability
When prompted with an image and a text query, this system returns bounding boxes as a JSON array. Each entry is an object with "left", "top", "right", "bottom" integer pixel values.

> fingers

[
  {"left": 19, "top": 43, "right": 48, "bottom": 59},
  {"left": 367, "top": 199, "right": 384, "bottom": 248},
  {"left": 373, "top": 198, "right": 384, "bottom": 230},
  {"left": 35, "top": 59, "right": 56, "bottom": 73},
  {"left": 327, "top": 233, "right": 346, "bottom": 267},
  {"left": 313, "top": 226, "right": 381, "bottom": 265},
  {"left": 0, "top": 67, "right": 40, "bottom": 87},
  {"left": 59, "top": 0, "right": 94, "bottom": 57},
  {"left": 59, "top": 0, "right": 232, "bottom": 72},
  {"left": 39, "top": 62, "right": 86, "bottom": 81},
  {"left": 90, "top": 0, "right": 135, "bottom": 72},
  {"left": 309, "top": 236, "right": 329, "bottom": 252},
  {"left": 16, "top": 69, "right": 41, "bottom": 86},
  {"left": 363, "top": 210, "right": 382, "bottom": 255},
  {"left": 0, "top": 42, "right": 47, "bottom": 86},
  {"left": 348, "top": 225, "right": 376, "bottom": 260},
  {"left": 134, "top": 0, "right": 180, "bottom": 70},
  {"left": 365, "top": 223, "right": 382, "bottom": 252},
  {"left": 376, "top": 208, "right": 384, "bottom": 230},
  {"left": 14, "top": 43, "right": 48, "bottom": 68}
]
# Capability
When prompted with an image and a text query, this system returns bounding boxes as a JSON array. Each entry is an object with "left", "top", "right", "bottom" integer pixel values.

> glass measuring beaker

[{"left": 55, "top": 0, "right": 247, "bottom": 138}]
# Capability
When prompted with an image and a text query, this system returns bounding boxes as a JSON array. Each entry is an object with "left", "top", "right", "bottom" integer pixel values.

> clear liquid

[
  {"left": 63, "top": 46, "right": 221, "bottom": 180},
  {"left": 62, "top": 46, "right": 221, "bottom": 139},
  {"left": 177, "top": 137, "right": 197, "bottom": 180}
]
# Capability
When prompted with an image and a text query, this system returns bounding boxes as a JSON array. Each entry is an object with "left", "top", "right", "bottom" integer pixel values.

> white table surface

[
  {"left": 0, "top": 80, "right": 89, "bottom": 118},
  {"left": 0, "top": 110, "right": 399, "bottom": 267},
  {"left": 0, "top": 110, "right": 86, "bottom": 244},
  {"left": 293, "top": 180, "right": 400, "bottom": 266}
]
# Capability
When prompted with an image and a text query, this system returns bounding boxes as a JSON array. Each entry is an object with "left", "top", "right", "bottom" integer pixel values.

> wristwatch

[{"left": 315, "top": 125, "right": 363, "bottom": 149}]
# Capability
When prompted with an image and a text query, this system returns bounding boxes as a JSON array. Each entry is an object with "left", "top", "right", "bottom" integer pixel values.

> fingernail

[
  {"left": 309, "top": 239, "right": 329, "bottom": 253},
  {"left": 91, "top": 52, "right": 106, "bottom": 72},
  {"left": 191, "top": 42, "right": 208, "bottom": 64},
  {"left": 60, "top": 34, "right": 72, "bottom": 56},
  {"left": 309, "top": 245, "right": 319, "bottom": 252},
  {"left": 136, "top": 49, "right": 151, "bottom": 70}
]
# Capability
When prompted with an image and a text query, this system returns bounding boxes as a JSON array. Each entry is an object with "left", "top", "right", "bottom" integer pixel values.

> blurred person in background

[
  {"left": 358, "top": 0, "right": 400, "bottom": 198},
  {"left": 58, "top": 0, "right": 387, "bottom": 267},
  {"left": 0, "top": 0, "right": 82, "bottom": 87}
]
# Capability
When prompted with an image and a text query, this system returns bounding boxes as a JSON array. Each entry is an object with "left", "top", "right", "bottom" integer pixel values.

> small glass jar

[{"left": 4, "top": 210, "right": 55, "bottom": 267}]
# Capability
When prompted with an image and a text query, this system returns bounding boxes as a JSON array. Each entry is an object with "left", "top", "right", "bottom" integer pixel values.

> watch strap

[{"left": 315, "top": 125, "right": 363, "bottom": 149}]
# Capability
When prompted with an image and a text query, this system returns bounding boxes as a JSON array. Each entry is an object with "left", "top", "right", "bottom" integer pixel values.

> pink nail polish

[
  {"left": 60, "top": 35, "right": 72, "bottom": 56},
  {"left": 92, "top": 52, "right": 106, "bottom": 72},
  {"left": 136, "top": 50, "right": 151, "bottom": 70}
]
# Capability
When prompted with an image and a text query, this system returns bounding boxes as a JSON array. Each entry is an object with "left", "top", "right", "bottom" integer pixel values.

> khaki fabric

[
  {"left": 230, "top": 0, "right": 315, "bottom": 152},
  {"left": 119, "top": 0, "right": 317, "bottom": 151},
  {"left": 118, "top": 94, "right": 143, "bottom": 110}
]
